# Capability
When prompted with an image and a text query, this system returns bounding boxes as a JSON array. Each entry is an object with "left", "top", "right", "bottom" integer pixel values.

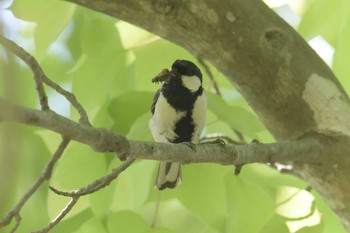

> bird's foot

[
  {"left": 181, "top": 142, "right": 197, "bottom": 152},
  {"left": 201, "top": 138, "right": 226, "bottom": 152}
]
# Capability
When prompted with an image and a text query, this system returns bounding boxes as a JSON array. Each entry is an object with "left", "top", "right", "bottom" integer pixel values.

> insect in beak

[{"left": 152, "top": 68, "right": 180, "bottom": 84}]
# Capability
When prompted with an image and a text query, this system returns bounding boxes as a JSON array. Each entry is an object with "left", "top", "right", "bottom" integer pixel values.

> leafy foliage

[{"left": 0, "top": 0, "right": 349, "bottom": 232}]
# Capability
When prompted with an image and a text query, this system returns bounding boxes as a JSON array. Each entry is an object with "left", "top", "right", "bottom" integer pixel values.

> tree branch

[
  {"left": 33, "top": 197, "right": 79, "bottom": 233},
  {"left": 0, "top": 97, "right": 324, "bottom": 166},
  {"left": 49, "top": 158, "right": 135, "bottom": 197},
  {"left": 0, "top": 35, "right": 91, "bottom": 126},
  {"left": 33, "top": 158, "right": 134, "bottom": 232},
  {"left": 0, "top": 35, "right": 49, "bottom": 110},
  {"left": 0, "top": 138, "right": 70, "bottom": 229}
]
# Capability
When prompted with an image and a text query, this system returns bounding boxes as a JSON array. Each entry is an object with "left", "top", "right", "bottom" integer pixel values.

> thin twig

[
  {"left": 0, "top": 138, "right": 70, "bottom": 228},
  {"left": 35, "top": 159, "right": 134, "bottom": 232},
  {"left": 39, "top": 77, "right": 91, "bottom": 126},
  {"left": 33, "top": 197, "right": 79, "bottom": 233},
  {"left": 50, "top": 158, "right": 135, "bottom": 197},
  {"left": 150, "top": 191, "right": 161, "bottom": 228},
  {"left": 233, "top": 129, "right": 246, "bottom": 144},
  {"left": 196, "top": 57, "right": 247, "bottom": 145},
  {"left": 8, "top": 214, "right": 21, "bottom": 233},
  {"left": 0, "top": 35, "right": 91, "bottom": 126},
  {"left": 196, "top": 57, "right": 221, "bottom": 95},
  {"left": 0, "top": 35, "right": 49, "bottom": 110}
]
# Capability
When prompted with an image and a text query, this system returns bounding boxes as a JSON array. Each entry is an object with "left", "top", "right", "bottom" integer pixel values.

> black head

[{"left": 171, "top": 60, "right": 202, "bottom": 82}]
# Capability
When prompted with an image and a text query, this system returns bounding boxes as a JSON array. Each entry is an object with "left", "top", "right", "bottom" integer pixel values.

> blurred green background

[{"left": 0, "top": 0, "right": 349, "bottom": 232}]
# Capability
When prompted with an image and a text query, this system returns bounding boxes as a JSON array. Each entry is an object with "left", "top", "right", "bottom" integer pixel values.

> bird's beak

[{"left": 152, "top": 68, "right": 180, "bottom": 84}]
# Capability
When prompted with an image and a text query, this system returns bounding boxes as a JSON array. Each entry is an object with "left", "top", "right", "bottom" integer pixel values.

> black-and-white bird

[{"left": 149, "top": 60, "right": 207, "bottom": 190}]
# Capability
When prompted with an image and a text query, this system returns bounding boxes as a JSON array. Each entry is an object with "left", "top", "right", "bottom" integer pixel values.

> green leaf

[
  {"left": 177, "top": 164, "right": 229, "bottom": 231},
  {"left": 70, "top": 17, "right": 134, "bottom": 119},
  {"left": 47, "top": 188, "right": 90, "bottom": 221},
  {"left": 235, "top": 164, "right": 308, "bottom": 192},
  {"left": 298, "top": 0, "right": 350, "bottom": 47},
  {"left": 260, "top": 215, "right": 289, "bottom": 233},
  {"left": 207, "top": 92, "right": 265, "bottom": 137},
  {"left": 276, "top": 186, "right": 322, "bottom": 233},
  {"left": 51, "top": 209, "right": 93, "bottom": 233},
  {"left": 295, "top": 220, "right": 324, "bottom": 233},
  {"left": 9, "top": 0, "right": 75, "bottom": 59},
  {"left": 225, "top": 170, "right": 275, "bottom": 233},
  {"left": 89, "top": 183, "right": 116, "bottom": 218},
  {"left": 75, "top": 217, "right": 108, "bottom": 233},
  {"left": 116, "top": 21, "right": 154, "bottom": 50},
  {"left": 0, "top": 127, "right": 51, "bottom": 231},
  {"left": 127, "top": 112, "right": 153, "bottom": 141},
  {"left": 51, "top": 143, "right": 107, "bottom": 189},
  {"left": 132, "top": 39, "right": 197, "bottom": 92},
  {"left": 312, "top": 191, "right": 347, "bottom": 233},
  {"left": 140, "top": 200, "right": 207, "bottom": 233},
  {"left": 106, "top": 211, "right": 149, "bottom": 233},
  {"left": 48, "top": 142, "right": 107, "bottom": 220},
  {"left": 147, "top": 164, "right": 231, "bottom": 232},
  {"left": 108, "top": 91, "right": 154, "bottom": 135},
  {"left": 333, "top": 16, "right": 350, "bottom": 94},
  {"left": 111, "top": 160, "right": 155, "bottom": 212},
  {"left": 80, "top": 18, "right": 121, "bottom": 57}
]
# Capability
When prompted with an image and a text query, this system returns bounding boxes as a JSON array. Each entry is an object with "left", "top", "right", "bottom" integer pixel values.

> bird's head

[{"left": 152, "top": 60, "right": 203, "bottom": 92}]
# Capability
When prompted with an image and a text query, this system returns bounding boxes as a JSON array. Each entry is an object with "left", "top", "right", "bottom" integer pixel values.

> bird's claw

[{"left": 181, "top": 142, "right": 197, "bottom": 152}]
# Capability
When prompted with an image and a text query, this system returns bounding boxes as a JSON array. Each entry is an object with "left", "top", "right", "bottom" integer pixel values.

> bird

[{"left": 149, "top": 59, "right": 207, "bottom": 190}]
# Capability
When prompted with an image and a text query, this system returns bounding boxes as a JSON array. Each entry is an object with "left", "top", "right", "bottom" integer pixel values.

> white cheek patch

[
  {"left": 181, "top": 75, "right": 201, "bottom": 92},
  {"left": 149, "top": 93, "right": 186, "bottom": 142}
]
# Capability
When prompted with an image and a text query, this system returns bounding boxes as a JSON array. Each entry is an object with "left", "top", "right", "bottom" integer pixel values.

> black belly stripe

[
  {"left": 173, "top": 112, "right": 194, "bottom": 143},
  {"left": 159, "top": 78, "right": 203, "bottom": 143}
]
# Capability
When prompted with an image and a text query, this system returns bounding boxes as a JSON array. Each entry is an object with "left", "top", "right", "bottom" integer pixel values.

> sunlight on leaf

[
  {"left": 298, "top": 0, "right": 350, "bottom": 47},
  {"left": 276, "top": 186, "right": 322, "bottom": 232},
  {"left": 10, "top": 0, "right": 76, "bottom": 59},
  {"left": 225, "top": 170, "right": 275, "bottom": 233}
]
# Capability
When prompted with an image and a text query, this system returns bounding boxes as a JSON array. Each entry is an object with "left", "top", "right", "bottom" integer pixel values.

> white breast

[
  {"left": 191, "top": 91, "right": 207, "bottom": 142},
  {"left": 149, "top": 93, "right": 186, "bottom": 142}
]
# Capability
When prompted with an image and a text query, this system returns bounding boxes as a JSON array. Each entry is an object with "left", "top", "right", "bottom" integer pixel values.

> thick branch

[
  {"left": 0, "top": 97, "right": 324, "bottom": 165},
  {"left": 0, "top": 97, "right": 128, "bottom": 155}
]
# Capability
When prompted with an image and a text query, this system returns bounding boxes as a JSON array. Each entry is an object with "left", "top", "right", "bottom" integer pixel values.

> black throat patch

[{"left": 161, "top": 78, "right": 203, "bottom": 143}]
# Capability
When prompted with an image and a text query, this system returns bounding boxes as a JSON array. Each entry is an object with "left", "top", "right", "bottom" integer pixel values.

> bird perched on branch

[{"left": 149, "top": 60, "right": 207, "bottom": 190}]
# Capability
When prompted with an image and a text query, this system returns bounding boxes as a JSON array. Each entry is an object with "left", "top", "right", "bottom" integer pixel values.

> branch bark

[
  {"left": 0, "top": 97, "right": 324, "bottom": 166},
  {"left": 62, "top": 0, "right": 350, "bottom": 230}
]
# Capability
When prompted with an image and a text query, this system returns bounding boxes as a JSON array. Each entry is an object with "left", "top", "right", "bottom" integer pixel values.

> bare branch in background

[
  {"left": 33, "top": 197, "right": 79, "bottom": 233},
  {"left": 0, "top": 35, "right": 91, "bottom": 126},
  {"left": 196, "top": 57, "right": 221, "bottom": 96},
  {"left": 0, "top": 138, "right": 70, "bottom": 230},
  {"left": 49, "top": 158, "right": 135, "bottom": 197},
  {"left": 0, "top": 35, "right": 49, "bottom": 110}
]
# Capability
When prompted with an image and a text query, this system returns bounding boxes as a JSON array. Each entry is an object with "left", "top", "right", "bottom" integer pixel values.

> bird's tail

[{"left": 155, "top": 162, "right": 182, "bottom": 190}]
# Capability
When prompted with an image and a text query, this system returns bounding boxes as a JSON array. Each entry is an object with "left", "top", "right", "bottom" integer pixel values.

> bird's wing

[{"left": 151, "top": 88, "right": 161, "bottom": 115}]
